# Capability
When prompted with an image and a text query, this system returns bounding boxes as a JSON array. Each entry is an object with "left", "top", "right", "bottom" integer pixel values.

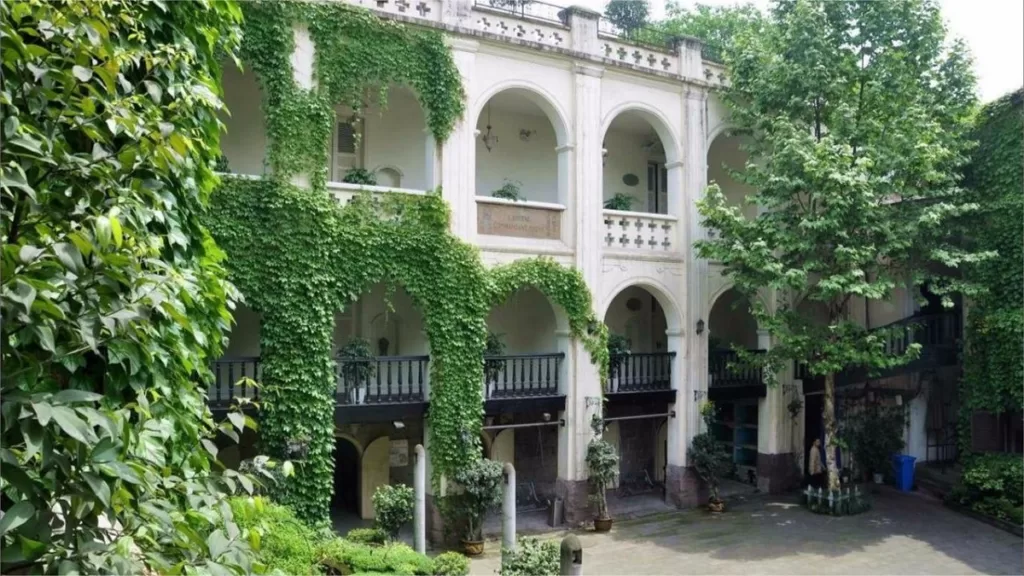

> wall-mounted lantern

[{"left": 696, "top": 319, "right": 705, "bottom": 335}]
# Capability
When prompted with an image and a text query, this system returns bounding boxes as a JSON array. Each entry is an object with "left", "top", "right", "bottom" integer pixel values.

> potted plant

[
  {"left": 483, "top": 332, "right": 506, "bottom": 396},
  {"left": 491, "top": 179, "right": 522, "bottom": 201},
  {"left": 688, "top": 401, "right": 731, "bottom": 512},
  {"left": 342, "top": 167, "right": 377, "bottom": 185},
  {"left": 338, "top": 337, "right": 375, "bottom": 404},
  {"left": 606, "top": 334, "right": 630, "bottom": 392},
  {"left": 450, "top": 458, "right": 504, "bottom": 555},
  {"left": 586, "top": 415, "right": 619, "bottom": 531},
  {"left": 840, "top": 401, "right": 906, "bottom": 484},
  {"left": 603, "top": 193, "right": 636, "bottom": 211},
  {"left": 371, "top": 484, "right": 414, "bottom": 540}
]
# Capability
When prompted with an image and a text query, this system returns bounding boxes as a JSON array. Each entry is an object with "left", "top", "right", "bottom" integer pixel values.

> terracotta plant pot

[
  {"left": 461, "top": 539, "right": 485, "bottom": 556},
  {"left": 593, "top": 517, "right": 613, "bottom": 532},
  {"left": 708, "top": 499, "right": 726, "bottom": 513}
]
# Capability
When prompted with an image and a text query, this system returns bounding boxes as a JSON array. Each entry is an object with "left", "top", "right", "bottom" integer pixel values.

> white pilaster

[
  {"left": 440, "top": 37, "right": 479, "bottom": 240},
  {"left": 288, "top": 24, "right": 316, "bottom": 189},
  {"left": 681, "top": 87, "right": 709, "bottom": 466},
  {"left": 665, "top": 330, "right": 687, "bottom": 468}
]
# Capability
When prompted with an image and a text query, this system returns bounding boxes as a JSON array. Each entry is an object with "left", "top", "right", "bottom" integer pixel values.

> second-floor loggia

[
  {"left": 219, "top": 62, "right": 434, "bottom": 203},
  {"left": 602, "top": 109, "right": 681, "bottom": 256},
  {"left": 603, "top": 285, "right": 677, "bottom": 401}
]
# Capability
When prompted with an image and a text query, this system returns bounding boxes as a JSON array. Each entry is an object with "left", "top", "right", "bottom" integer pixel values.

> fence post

[
  {"left": 559, "top": 534, "right": 583, "bottom": 576},
  {"left": 502, "top": 462, "right": 516, "bottom": 554},
  {"left": 414, "top": 444, "right": 426, "bottom": 554}
]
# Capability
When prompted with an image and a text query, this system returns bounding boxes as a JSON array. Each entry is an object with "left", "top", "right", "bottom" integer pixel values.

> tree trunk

[{"left": 822, "top": 372, "right": 840, "bottom": 491}]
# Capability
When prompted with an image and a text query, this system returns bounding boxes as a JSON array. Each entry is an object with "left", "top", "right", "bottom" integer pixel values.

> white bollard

[
  {"left": 502, "top": 462, "right": 516, "bottom": 554},
  {"left": 414, "top": 444, "right": 426, "bottom": 554}
]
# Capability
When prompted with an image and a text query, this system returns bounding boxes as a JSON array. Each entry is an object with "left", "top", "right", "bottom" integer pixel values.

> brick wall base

[
  {"left": 665, "top": 464, "right": 704, "bottom": 508},
  {"left": 756, "top": 452, "right": 801, "bottom": 494},
  {"left": 555, "top": 478, "right": 590, "bottom": 526}
]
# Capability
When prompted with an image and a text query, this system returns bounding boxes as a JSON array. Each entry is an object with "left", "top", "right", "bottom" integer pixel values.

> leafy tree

[
  {"left": 958, "top": 89, "right": 1024, "bottom": 450},
  {"left": 697, "top": 0, "right": 980, "bottom": 491},
  {"left": 604, "top": 0, "right": 650, "bottom": 39},
  {"left": 652, "top": 2, "right": 765, "bottom": 62},
  {"left": 0, "top": 1, "right": 263, "bottom": 572}
]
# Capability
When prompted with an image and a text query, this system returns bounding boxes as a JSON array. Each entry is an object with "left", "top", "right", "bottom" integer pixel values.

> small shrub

[
  {"left": 948, "top": 453, "right": 1023, "bottom": 524},
  {"left": 318, "top": 539, "right": 434, "bottom": 575},
  {"left": 432, "top": 551, "right": 469, "bottom": 576},
  {"left": 500, "top": 537, "right": 559, "bottom": 576},
  {"left": 343, "top": 167, "right": 378, "bottom": 185},
  {"left": 492, "top": 179, "right": 523, "bottom": 201},
  {"left": 346, "top": 527, "right": 388, "bottom": 546},
  {"left": 230, "top": 497, "right": 320, "bottom": 575},
  {"left": 603, "top": 193, "right": 635, "bottom": 211},
  {"left": 604, "top": 0, "right": 650, "bottom": 38},
  {"left": 446, "top": 459, "right": 505, "bottom": 541},
  {"left": 372, "top": 484, "right": 415, "bottom": 538}
]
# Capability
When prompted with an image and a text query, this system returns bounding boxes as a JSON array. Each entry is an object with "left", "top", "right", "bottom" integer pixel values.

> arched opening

[
  {"left": 334, "top": 283, "right": 429, "bottom": 405},
  {"left": 329, "top": 85, "right": 431, "bottom": 190},
  {"left": 707, "top": 131, "right": 756, "bottom": 220},
  {"left": 210, "top": 303, "right": 262, "bottom": 415},
  {"left": 360, "top": 436, "right": 390, "bottom": 520},
  {"left": 485, "top": 287, "right": 565, "bottom": 510},
  {"left": 474, "top": 87, "right": 568, "bottom": 242},
  {"left": 707, "top": 287, "right": 761, "bottom": 484},
  {"left": 332, "top": 436, "right": 361, "bottom": 517},
  {"left": 219, "top": 61, "right": 268, "bottom": 176},
  {"left": 602, "top": 111, "right": 675, "bottom": 215},
  {"left": 604, "top": 286, "right": 672, "bottom": 392}
]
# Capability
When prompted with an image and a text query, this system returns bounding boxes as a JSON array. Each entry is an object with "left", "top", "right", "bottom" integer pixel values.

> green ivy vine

[
  {"left": 958, "top": 89, "right": 1024, "bottom": 452},
  {"left": 239, "top": 1, "right": 465, "bottom": 187}
]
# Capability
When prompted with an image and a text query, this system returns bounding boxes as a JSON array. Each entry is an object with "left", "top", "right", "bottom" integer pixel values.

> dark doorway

[
  {"left": 803, "top": 394, "right": 823, "bottom": 485},
  {"left": 332, "top": 437, "right": 360, "bottom": 515}
]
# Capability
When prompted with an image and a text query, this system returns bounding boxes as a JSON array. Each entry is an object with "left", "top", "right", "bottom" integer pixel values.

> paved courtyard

[{"left": 469, "top": 489, "right": 1023, "bottom": 575}]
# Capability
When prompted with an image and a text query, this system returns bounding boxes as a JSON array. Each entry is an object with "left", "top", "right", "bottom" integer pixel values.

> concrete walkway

[{"left": 469, "top": 489, "right": 1023, "bottom": 575}]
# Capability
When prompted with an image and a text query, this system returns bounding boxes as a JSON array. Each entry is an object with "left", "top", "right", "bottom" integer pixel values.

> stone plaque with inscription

[{"left": 477, "top": 202, "right": 561, "bottom": 240}]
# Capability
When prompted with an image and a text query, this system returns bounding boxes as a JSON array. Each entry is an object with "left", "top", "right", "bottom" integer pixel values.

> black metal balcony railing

[
  {"left": 796, "top": 310, "right": 962, "bottom": 387},
  {"left": 336, "top": 356, "right": 429, "bottom": 405},
  {"left": 484, "top": 353, "right": 563, "bottom": 399},
  {"left": 709, "top": 349, "right": 766, "bottom": 388},
  {"left": 208, "top": 357, "right": 261, "bottom": 408},
  {"left": 606, "top": 352, "right": 675, "bottom": 393}
]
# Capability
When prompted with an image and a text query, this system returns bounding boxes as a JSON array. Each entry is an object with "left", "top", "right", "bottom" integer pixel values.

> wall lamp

[{"left": 696, "top": 319, "right": 705, "bottom": 335}]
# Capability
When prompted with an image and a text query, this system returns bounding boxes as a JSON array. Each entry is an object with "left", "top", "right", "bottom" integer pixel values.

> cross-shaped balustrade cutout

[{"left": 416, "top": 1, "right": 431, "bottom": 16}]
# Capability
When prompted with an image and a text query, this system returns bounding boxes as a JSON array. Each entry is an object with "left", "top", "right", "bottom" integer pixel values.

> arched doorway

[
  {"left": 707, "top": 131, "right": 756, "bottom": 220},
  {"left": 602, "top": 109, "right": 679, "bottom": 216},
  {"left": 332, "top": 436, "right": 360, "bottom": 516}
]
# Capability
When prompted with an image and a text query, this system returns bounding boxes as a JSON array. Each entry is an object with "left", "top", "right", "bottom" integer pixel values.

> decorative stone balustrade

[
  {"left": 602, "top": 209, "right": 677, "bottom": 253},
  {"left": 327, "top": 181, "right": 428, "bottom": 205}
]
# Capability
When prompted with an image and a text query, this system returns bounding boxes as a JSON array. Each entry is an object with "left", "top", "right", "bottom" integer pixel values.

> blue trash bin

[{"left": 892, "top": 454, "right": 917, "bottom": 491}]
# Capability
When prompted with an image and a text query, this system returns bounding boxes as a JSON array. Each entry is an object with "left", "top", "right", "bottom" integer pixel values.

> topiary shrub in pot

[
  {"left": 491, "top": 179, "right": 523, "bottom": 201},
  {"left": 372, "top": 483, "right": 415, "bottom": 540},
  {"left": 447, "top": 458, "right": 504, "bottom": 555},
  {"left": 586, "top": 414, "right": 619, "bottom": 531},
  {"left": 342, "top": 167, "right": 378, "bottom": 185},
  {"left": 603, "top": 193, "right": 636, "bottom": 211},
  {"left": 338, "top": 337, "right": 375, "bottom": 404},
  {"left": 688, "top": 401, "right": 731, "bottom": 512}
]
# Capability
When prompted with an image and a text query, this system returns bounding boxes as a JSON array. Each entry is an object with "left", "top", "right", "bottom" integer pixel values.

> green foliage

[
  {"left": 500, "top": 537, "right": 559, "bottom": 576},
  {"left": 492, "top": 179, "right": 523, "bottom": 202},
  {"left": 652, "top": 2, "right": 765, "bottom": 63},
  {"left": 489, "top": 0, "right": 535, "bottom": 17},
  {"left": 239, "top": 1, "right": 465, "bottom": 187},
  {"left": 947, "top": 453, "right": 1023, "bottom": 525},
  {"left": 485, "top": 331, "right": 507, "bottom": 381},
  {"left": 432, "top": 551, "right": 470, "bottom": 576},
  {"left": 605, "top": 0, "right": 650, "bottom": 38},
  {"left": 697, "top": 0, "right": 981, "bottom": 491},
  {"left": 959, "top": 89, "right": 1024, "bottom": 450},
  {"left": 446, "top": 458, "right": 505, "bottom": 540},
  {"left": 586, "top": 415, "right": 619, "bottom": 520},
  {"left": 603, "top": 193, "right": 636, "bottom": 211},
  {"left": 688, "top": 402, "right": 731, "bottom": 502},
  {"left": 837, "top": 401, "right": 906, "bottom": 478},
  {"left": 372, "top": 483, "right": 414, "bottom": 539},
  {"left": 318, "top": 539, "right": 434, "bottom": 575},
  {"left": 343, "top": 168, "right": 379, "bottom": 186},
  {"left": 488, "top": 258, "right": 610, "bottom": 382},
  {"left": 346, "top": 527, "right": 388, "bottom": 546},
  {"left": 232, "top": 496, "right": 319, "bottom": 574},
  {"left": 607, "top": 333, "right": 631, "bottom": 376},
  {"left": 0, "top": 1, "right": 280, "bottom": 572}
]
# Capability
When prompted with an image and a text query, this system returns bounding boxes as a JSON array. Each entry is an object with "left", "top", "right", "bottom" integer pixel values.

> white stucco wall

[
  {"left": 603, "top": 286, "right": 669, "bottom": 353},
  {"left": 487, "top": 287, "right": 558, "bottom": 354},
  {"left": 220, "top": 63, "right": 268, "bottom": 176}
]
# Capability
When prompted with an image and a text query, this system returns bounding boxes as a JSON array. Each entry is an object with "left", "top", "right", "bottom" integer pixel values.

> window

[
  {"left": 332, "top": 119, "right": 363, "bottom": 181},
  {"left": 646, "top": 162, "right": 668, "bottom": 214}
]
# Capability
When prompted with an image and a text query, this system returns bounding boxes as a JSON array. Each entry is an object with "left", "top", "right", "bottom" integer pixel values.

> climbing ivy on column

[{"left": 239, "top": 1, "right": 465, "bottom": 186}]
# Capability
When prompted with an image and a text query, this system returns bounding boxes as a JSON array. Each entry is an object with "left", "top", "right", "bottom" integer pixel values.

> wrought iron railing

[
  {"left": 709, "top": 349, "right": 765, "bottom": 388},
  {"left": 606, "top": 352, "right": 674, "bottom": 393},
  {"left": 484, "top": 353, "right": 563, "bottom": 399},
  {"left": 794, "top": 310, "right": 962, "bottom": 384},
  {"left": 208, "top": 357, "right": 261, "bottom": 408},
  {"left": 336, "top": 355, "right": 429, "bottom": 405},
  {"left": 475, "top": 0, "right": 565, "bottom": 24}
]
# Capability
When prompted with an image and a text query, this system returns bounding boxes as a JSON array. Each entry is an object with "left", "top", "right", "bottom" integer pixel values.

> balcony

[
  {"left": 208, "top": 357, "right": 262, "bottom": 410},
  {"left": 484, "top": 353, "right": 565, "bottom": 414},
  {"left": 709, "top": 349, "right": 766, "bottom": 401},
  {"left": 602, "top": 210, "right": 678, "bottom": 253},
  {"left": 605, "top": 352, "right": 676, "bottom": 404},
  {"left": 336, "top": 355, "right": 429, "bottom": 404}
]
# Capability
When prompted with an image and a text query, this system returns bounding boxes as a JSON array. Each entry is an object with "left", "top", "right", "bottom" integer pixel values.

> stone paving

[{"left": 469, "top": 488, "right": 1023, "bottom": 575}]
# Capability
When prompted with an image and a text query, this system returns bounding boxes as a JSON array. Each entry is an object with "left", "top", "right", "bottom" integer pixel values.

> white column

[
  {"left": 756, "top": 327, "right": 779, "bottom": 455},
  {"left": 556, "top": 330, "right": 573, "bottom": 479},
  {"left": 665, "top": 330, "right": 687, "bottom": 468},
  {"left": 681, "top": 87, "right": 709, "bottom": 467},
  {"left": 425, "top": 129, "right": 440, "bottom": 191},
  {"left": 440, "top": 37, "right": 478, "bottom": 240},
  {"left": 665, "top": 160, "right": 684, "bottom": 251},
  {"left": 557, "top": 144, "right": 575, "bottom": 247},
  {"left": 288, "top": 24, "right": 316, "bottom": 189},
  {"left": 413, "top": 444, "right": 426, "bottom": 553}
]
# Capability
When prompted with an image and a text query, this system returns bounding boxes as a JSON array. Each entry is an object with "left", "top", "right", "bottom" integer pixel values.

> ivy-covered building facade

[{"left": 207, "top": 0, "right": 967, "bottom": 535}]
